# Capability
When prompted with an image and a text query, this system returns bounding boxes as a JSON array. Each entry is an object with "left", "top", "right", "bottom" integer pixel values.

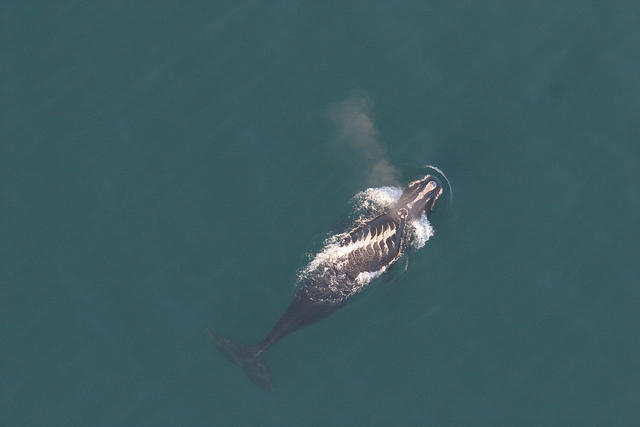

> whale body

[{"left": 210, "top": 174, "right": 443, "bottom": 390}]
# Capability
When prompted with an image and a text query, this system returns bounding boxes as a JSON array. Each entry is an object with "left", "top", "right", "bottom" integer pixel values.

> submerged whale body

[{"left": 210, "top": 174, "right": 444, "bottom": 390}]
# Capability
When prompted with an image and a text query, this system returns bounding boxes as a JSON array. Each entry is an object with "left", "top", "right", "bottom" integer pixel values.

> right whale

[{"left": 210, "top": 174, "right": 444, "bottom": 390}]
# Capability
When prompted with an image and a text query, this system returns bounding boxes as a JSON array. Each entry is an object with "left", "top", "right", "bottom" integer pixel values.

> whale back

[
  {"left": 341, "top": 214, "right": 403, "bottom": 274},
  {"left": 299, "top": 213, "right": 404, "bottom": 303}
]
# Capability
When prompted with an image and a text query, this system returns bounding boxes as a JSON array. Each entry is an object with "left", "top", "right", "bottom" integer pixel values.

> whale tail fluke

[{"left": 208, "top": 329, "right": 272, "bottom": 391}]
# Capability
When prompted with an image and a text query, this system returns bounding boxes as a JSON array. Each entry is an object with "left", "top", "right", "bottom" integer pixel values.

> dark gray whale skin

[{"left": 210, "top": 174, "right": 443, "bottom": 390}]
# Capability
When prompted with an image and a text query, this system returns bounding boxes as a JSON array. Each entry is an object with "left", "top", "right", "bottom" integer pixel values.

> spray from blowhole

[{"left": 331, "top": 97, "right": 401, "bottom": 187}]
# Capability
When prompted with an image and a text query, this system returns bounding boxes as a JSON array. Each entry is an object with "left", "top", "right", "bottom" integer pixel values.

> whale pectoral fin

[
  {"left": 379, "top": 257, "right": 408, "bottom": 287},
  {"left": 395, "top": 257, "right": 410, "bottom": 285},
  {"left": 378, "top": 263, "right": 399, "bottom": 285},
  {"left": 208, "top": 329, "right": 272, "bottom": 391}
]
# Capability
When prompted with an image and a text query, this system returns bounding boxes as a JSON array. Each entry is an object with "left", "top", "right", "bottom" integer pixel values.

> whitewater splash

[
  {"left": 352, "top": 186, "right": 402, "bottom": 214},
  {"left": 297, "top": 186, "right": 435, "bottom": 300}
]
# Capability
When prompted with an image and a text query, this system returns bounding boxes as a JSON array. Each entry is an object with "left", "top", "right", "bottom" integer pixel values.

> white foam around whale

[
  {"left": 353, "top": 186, "right": 403, "bottom": 213},
  {"left": 298, "top": 186, "right": 435, "bottom": 296},
  {"left": 408, "top": 213, "right": 434, "bottom": 249}
]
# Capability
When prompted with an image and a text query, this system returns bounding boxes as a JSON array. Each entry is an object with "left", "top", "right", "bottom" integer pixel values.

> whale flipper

[
  {"left": 208, "top": 330, "right": 272, "bottom": 391},
  {"left": 379, "top": 256, "right": 409, "bottom": 286}
]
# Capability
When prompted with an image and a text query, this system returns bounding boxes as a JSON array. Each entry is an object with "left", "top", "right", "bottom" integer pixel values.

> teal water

[{"left": 2, "top": 1, "right": 639, "bottom": 425}]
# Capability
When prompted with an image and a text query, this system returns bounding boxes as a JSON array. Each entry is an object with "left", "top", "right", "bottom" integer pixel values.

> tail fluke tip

[{"left": 208, "top": 329, "right": 273, "bottom": 391}]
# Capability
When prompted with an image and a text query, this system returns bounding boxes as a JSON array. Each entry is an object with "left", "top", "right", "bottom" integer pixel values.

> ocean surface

[{"left": 2, "top": 1, "right": 639, "bottom": 425}]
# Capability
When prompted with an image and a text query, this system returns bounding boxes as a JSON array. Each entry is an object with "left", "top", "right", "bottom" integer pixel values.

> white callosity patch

[
  {"left": 298, "top": 186, "right": 435, "bottom": 303},
  {"left": 405, "top": 181, "right": 438, "bottom": 211}
]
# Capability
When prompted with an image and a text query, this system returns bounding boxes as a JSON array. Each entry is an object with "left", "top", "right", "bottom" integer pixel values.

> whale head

[{"left": 394, "top": 174, "right": 443, "bottom": 219}]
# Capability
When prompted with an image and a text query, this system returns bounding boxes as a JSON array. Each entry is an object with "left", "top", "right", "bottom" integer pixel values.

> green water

[{"left": 2, "top": 1, "right": 639, "bottom": 425}]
